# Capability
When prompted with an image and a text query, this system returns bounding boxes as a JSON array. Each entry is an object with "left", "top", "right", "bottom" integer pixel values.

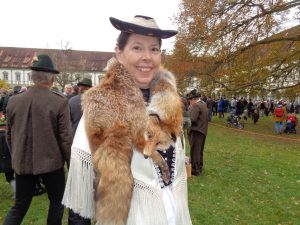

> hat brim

[
  {"left": 30, "top": 66, "right": 60, "bottom": 74},
  {"left": 77, "top": 82, "right": 92, "bottom": 87},
  {"left": 187, "top": 95, "right": 201, "bottom": 100},
  {"left": 110, "top": 17, "right": 177, "bottom": 39}
]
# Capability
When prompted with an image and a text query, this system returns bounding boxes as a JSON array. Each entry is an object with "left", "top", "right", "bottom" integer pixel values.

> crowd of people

[
  {"left": 207, "top": 96, "right": 299, "bottom": 118},
  {"left": 187, "top": 95, "right": 299, "bottom": 134}
]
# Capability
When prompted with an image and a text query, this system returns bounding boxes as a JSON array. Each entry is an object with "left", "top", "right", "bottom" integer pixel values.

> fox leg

[
  {"left": 92, "top": 123, "right": 133, "bottom": 225},
  {"left": 150, "top": 151, "right": 170, "bottom": 184}
]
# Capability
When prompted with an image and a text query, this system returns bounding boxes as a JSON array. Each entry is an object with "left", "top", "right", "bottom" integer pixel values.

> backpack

[{"left": 275, "top": 107, "right": 283, "bottom": 117}]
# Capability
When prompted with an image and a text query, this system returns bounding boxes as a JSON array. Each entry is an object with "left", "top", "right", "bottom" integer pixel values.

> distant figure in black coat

[
  {"left": 69, "top": 78, "right": 93, "bottom": 138},
  {"left": 252, "top": 109, "right": 259, "bottom": 124}
]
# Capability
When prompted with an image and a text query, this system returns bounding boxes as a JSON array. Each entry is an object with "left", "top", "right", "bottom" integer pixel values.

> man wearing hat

[
  {"left": 187, "top": 90, "right": 209, "bottom": 176},
  {"left": 4, "top": 54, "right": 72, "bottom": 225},
  {"left": 68, "top": 77, "right": 93, "bottom": 138}
]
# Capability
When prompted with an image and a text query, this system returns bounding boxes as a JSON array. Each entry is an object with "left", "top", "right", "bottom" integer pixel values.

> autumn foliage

[{"left": 165, "top": 0, "right": 300, "bottom": 98}]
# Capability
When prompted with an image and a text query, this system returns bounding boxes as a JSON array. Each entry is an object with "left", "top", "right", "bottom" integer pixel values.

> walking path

[{"left": 210, "top": 122, "right": 300, "bottom": 143}]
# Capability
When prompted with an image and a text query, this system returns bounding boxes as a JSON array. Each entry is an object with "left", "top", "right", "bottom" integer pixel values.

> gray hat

[{"left": 77, "top": 78, "right": 92, "bottom": 87}]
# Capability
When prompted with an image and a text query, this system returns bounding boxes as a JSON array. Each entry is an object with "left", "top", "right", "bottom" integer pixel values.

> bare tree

[{"left": 46, "top": 41, "right": 83, "bottom": 91}]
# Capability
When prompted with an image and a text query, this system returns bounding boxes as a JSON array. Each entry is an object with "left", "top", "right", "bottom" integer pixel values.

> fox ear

[
  {"left": 149, "top": 113, "right": 160, "bottom": 124},
  {"left": 171, "top": 133, "right": 176, "bottom": 142}
]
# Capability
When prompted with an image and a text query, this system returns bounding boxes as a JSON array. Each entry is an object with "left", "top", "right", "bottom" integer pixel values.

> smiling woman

[{"left": 62, "top": 15, "right": 191, "bottom": 225}]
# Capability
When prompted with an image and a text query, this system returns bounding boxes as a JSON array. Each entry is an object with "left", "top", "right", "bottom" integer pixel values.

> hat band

[{"left": 130, "top": 17, "right": 160, "bottom": 29}]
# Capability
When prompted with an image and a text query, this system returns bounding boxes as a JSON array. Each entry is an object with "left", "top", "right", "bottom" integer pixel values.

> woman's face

[{"left": 116, "top": 34, "right": 161, "bottom": 89}]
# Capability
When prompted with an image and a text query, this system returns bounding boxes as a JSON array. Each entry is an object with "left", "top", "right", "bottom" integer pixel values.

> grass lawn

[{"left": 0, "top": 114, "right": 299, "bottom": 224}]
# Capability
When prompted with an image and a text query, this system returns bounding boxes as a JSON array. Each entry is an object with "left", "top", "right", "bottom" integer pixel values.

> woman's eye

[
  {"left": 133, "top": 46, "right": 142, "bottom": 51},
  {"left": 152, "top": 47, "right": 161, "bottom": 53}
]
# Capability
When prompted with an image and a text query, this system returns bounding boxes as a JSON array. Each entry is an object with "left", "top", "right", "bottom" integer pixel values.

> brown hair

[{"left": 116, "top": 31, "right": 162, "bottom": 50}]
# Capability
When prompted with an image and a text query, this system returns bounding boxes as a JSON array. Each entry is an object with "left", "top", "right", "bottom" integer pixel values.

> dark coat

[
  {"left": 0, "top": 129, "right": 12, "bottom": 173},
  {"left": 6, "top": 85, "right": 72, "bottom": 175},
  {"left": 68, "top": 94, "right": 83, "bottom": 137},
  {"left": 206, "top": 98, "right": 215, "bottom": 110},
  {"left": 189, "top": 100, "right": 209, "bottom": 136}
]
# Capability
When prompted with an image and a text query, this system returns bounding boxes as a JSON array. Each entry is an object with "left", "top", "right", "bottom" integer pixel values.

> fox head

[{"left": 143, "top": 115, "right": 176, "bottom": 158}]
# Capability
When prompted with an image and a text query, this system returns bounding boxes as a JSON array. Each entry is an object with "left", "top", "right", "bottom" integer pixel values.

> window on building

[
  {"left": 27, "top": 72, "right": 31, "bottom": 81},
  {"left": 3, "top": 71, "right": 8, "bottom": 81},
  {"left": 15, "top": 72, "right": 21, "bottom": 81},
  {"left": 98, "top": 73, "right": 105, "bottom": 82}
]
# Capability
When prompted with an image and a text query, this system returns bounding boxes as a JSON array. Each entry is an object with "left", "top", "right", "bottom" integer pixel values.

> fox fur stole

[{"left": 82, "top": 62, "right": 183, "bottom": 225}]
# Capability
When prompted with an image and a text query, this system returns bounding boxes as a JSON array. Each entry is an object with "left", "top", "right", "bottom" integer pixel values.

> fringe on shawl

[
  {"left": 126, "top": 180, "right": 168, "bottom": 225},
  {"left": 126, "top": 176, "right": 192, "bottom": 225},
  {"left": 125, "top": 137, "right": 192, "bottom": 225},
  {"left": 172, "top": 176, "right": 193, "bottom": 225},
  {"left": 62, "top": 147, "right": 96, "bottom": 219},
  {"left": 172, "top": 139, "right": 193, "bottom": 225}
]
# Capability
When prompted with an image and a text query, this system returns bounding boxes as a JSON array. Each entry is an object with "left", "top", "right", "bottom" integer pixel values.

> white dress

[{"left": 62, "top": 116, "right": 192, "bottom": 225}]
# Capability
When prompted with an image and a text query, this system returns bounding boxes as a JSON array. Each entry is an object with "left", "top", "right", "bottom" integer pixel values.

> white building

[{"left": 0, "top": 47, "right": 115, "bottom": 88}]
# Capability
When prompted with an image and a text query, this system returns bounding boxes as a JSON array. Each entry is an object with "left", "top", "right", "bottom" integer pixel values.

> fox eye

[
  {"left": 147, "top": 131, "right": 153, "bottom": 139},
  {"left": 156, "top": 142, "right": 161, "bottom": 146},
  {"left": 171, "top": 133, "right": 176, "bottom": 142}
]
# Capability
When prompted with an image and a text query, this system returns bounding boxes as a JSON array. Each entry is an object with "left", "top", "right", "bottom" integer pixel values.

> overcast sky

[{"left": 0, "top": 0, "right": 180, "bottom": 52}]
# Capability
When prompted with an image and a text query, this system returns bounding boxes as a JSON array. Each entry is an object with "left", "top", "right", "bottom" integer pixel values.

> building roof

[{"left": 0, "top": 47, "right": 115, "bottom": 72}]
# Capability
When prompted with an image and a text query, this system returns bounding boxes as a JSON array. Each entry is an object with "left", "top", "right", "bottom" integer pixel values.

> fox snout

[
  {"left": 143, "top": 145, "right": 153, "bottom": 158},
  {"left": 143, "top": 146, "right": 153, "bottom": 159}
]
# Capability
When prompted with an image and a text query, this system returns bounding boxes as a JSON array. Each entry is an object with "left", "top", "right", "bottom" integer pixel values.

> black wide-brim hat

[
  {"left": 186, "top": 89, "right": 201, "bottom": 100},
  {"left": 77, "top": 78, "right": 93, "bottom": 87},
  {"left": 30, "top": 54, "right": 60, "bottom": 74},
  {"left": 187, "top": 94, "right": 201, "bottom": 100},
  {"left": 109, "top": 15, "right": 177, "bottom": 39}
]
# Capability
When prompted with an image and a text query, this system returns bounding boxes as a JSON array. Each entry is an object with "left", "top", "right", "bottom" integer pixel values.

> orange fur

[{"left": 148, "top": 67, "right": 183, "bottom": 138}]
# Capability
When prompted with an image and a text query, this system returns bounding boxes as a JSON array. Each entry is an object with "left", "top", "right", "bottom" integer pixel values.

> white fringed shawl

[
  {"left": 62, "top": 116, "right": 192, "bottom": 225},
  {"left": 62, "top": 117, "right": 95, "bottom": 218}
]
